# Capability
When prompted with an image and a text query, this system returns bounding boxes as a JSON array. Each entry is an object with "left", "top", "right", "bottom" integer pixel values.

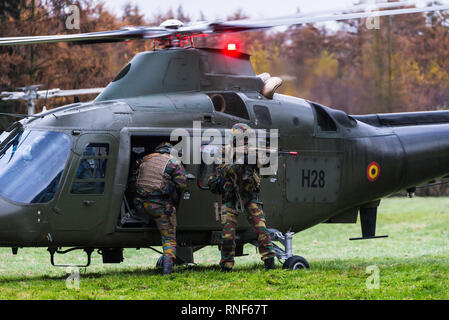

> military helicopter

[{"left": 1, "top": 1, "right": 449, "bottom": 270}]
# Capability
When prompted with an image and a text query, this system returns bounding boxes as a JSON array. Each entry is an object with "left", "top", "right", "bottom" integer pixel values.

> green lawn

[{"left": 0, "top": 197, "right": 448, "bottom": 300}]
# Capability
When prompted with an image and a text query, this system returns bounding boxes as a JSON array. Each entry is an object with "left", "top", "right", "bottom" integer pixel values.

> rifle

[
  {"left": 226, "top": 147, "right": 299, "bottom": 213},
  {"left": 229, "top": 174, "right": 245, "bottom": 214}
]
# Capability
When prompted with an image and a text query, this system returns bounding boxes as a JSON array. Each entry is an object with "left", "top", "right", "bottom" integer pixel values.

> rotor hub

[{"left": 160, "top": 19, "right": 184, "bottom": 30}]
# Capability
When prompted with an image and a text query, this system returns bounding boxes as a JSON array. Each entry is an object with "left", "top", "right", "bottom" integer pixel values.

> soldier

[
  {"left": 133, "top": 142, "right": 187, "bottom": 275},
  {"left": 208, "top": 123, "right": 276, "bottom": 271},
  {"left": 76, "top": 146, "right": 96, "bottom": 180}
]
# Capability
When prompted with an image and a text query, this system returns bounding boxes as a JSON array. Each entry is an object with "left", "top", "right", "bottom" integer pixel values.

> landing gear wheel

[{"left": 282, "top": 256, "right": 310, "bottom": 270}]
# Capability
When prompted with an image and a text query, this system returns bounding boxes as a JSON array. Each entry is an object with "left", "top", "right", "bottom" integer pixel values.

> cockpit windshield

[{"left": 0, "top": 130, "right": 71, "bottom": 204}]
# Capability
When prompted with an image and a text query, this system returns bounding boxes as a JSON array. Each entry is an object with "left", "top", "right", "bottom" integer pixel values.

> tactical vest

[{"left": 136, "top": 153, "right": 172, "bottom": 191}]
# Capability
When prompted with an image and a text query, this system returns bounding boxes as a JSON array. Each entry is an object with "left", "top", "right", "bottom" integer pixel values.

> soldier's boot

[
  {"left": 220, "top": 265, "right": 233, "bottom": 273},
  {"left": 163, "top": 261, "right": 173, "bottom": 275},
  {"left": 220, "top": 261, "right": 234, "bottom": 272},
  {"left": 264, "top": 257, "right": 275, "bottom": 270}
]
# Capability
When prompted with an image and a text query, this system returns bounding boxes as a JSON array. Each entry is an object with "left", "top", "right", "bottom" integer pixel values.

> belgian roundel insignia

[{"left": 367, "top": 162, "right": 380, "bottom": 182}]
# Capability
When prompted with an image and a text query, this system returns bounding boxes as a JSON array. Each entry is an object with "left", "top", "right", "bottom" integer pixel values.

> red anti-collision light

[
  {"left": 289, "top": 152, "right": 299, "bottom": 156},
  {"left": 227, "top": 43, "right": 237, "bottom": 51}
]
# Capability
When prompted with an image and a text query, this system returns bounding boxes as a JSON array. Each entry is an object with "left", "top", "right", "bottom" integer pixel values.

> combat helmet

[
  {"left": 231, "top": 123, "right": 255, "bottom": 138},
  {"left": 231, "top": 123, "right": 255, "bottom": 149},
  {"left": 155, "top": 142, "right": 173, "bottom": 154}
]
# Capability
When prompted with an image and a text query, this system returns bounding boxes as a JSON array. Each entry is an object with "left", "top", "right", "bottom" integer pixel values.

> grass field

[{"left": 0, "top": 197, "right": 448, "bottom": 300}]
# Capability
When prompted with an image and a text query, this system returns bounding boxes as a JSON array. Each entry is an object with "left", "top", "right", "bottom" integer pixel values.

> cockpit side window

[
  {"left": 82, "top": 143, "right": 109, "bottom": 156},
  {"left": 208, "top": 92, "right": 250, "bottom": 120},
  {"left": 253, "top": 105, "right": 272, "bottom": 127},
  {"left": 71, "top": 143, "right": 109, "bottom": 195},
  {"left": 112, "top": 63, "right": 131, "bottom": 82}
]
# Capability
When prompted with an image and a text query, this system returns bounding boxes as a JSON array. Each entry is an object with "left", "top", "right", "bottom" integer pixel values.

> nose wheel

[
  {"left": 282, "top": 255, "right": 309, "bottom": 270},
  {"left": 268, "top": 229, "right": 310, "bottom": 270}
]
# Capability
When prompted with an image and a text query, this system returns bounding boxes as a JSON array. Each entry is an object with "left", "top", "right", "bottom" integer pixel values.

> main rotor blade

[
  {"left": 207, "top": 4, "right": 449, "bottom": 33},
  {"left": 183, "top": 0, "right": 422, "bottom": 34},
  {"left": 0, "top": 27, "right": 169, "bottom": 46},
  {"left": 1, "top": 88, "right": 104, "bottom": 101},
  {"left": 37, "top": 88, "right": 104, "bottom": 98},
  {"left": 0, "top": 2, "right": 446, "bottom": 47},
  {"left": 251, "top": 1, "right": 419, "bottom": 22},
  {"left": 0, "top": 92, "right": 25, "bottom": 100}
]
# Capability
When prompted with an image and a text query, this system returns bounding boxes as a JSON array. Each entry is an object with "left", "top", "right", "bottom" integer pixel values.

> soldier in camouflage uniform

[
  {"left": 208, "top": 124, "right": 275, "bottom": 271},
  {"left": 132, "top": 142, "right": 187, "bottom": 275}
]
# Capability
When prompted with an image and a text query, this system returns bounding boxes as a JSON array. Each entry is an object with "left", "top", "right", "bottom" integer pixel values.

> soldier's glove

[
  {"left": 165, "top": 203, "right": 176, "bottom": 216},
  {"left": 242, "top": 165, "right": 255, "bottom": 181},
  {"left": 162, "top": 181, "right": 176, "bottom": 196},
  {"left": 208, "top": 175, "right": 225, "bottom": 194},
  {"left": 223, "top": 180, "right": 234, "bottom": 194}
]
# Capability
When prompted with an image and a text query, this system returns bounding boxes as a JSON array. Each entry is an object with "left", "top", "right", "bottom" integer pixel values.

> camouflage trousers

[
  {"left": 135, "top": 197, "right": 177, "bottom": 264},
  {"left": 220, "top": 199, "right": 275, "bottom": 269}
]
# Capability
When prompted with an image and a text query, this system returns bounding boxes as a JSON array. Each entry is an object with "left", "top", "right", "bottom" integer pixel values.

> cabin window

[
  {"left": 311, "top": 103, "right": 337, "bottom": 132},
  {"left": 112, "top": 63, "right": 131, "bottom": 82},
  {"left": 253, "top": 105, "right": 272, "bottom": 127},
  {"left": 208, "top": 92, "right": 250, "bottom": 120},
  {"left": 71, "top": 143, "right": 109, "bottom": 195},
  {"left": 330, "top": 109, "right": 358, "bottom": 128}
]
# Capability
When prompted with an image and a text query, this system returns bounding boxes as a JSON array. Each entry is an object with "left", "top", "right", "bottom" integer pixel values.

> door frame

[{"left": 51, "top": 132, "right": 117, "bottom": 231}]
